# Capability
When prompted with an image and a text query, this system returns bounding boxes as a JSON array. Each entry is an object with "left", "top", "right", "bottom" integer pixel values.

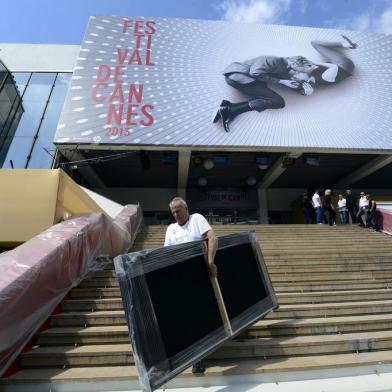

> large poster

[{"left": 54, "top": 16, "right": 392, "bottom": 151}]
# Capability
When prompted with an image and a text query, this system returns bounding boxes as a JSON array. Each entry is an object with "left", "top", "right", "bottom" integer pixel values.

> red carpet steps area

[{"left": 3, "top": 224, "right": 392, "bottom": 390}]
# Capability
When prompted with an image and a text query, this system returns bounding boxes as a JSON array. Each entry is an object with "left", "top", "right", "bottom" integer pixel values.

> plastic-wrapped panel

[{"left": 114, "top": 231, "right": 277, "bottom": 391}]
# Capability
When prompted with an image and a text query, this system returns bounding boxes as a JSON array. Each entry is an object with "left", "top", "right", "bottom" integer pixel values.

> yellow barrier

[{"left": 0, "top": 169, "right": 104, "bottom": 246}]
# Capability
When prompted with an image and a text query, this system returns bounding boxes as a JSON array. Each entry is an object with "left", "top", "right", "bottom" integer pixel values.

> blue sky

[{"left": 1, "top": 0, "right": 391, "bottom": 44}]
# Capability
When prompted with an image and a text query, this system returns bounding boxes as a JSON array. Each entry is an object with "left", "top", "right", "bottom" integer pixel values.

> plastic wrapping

[
  {"left": 114, "top": 231, "right": 277, "bottom": 392},
  {"left": 0, "top": 205, "right": 142, "bottom": 377}
]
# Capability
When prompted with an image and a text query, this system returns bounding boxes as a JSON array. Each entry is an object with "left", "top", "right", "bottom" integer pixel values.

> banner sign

[
  {"left": 188, "top": 189, "right": 257, "bottom": 209},
  {"left": 54, "top": 16, "right": 392, "bottom": 151}
]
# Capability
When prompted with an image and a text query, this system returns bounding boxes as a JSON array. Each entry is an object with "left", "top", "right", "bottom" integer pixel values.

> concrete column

[
  {"left": 257, "top": 188, "right": 269, "bottom": 224},
  {"left": 177, "top": 150, "right": 191, "bottom": 200}
]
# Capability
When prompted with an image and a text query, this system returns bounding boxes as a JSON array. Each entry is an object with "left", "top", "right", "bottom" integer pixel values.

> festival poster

[{"left": 54, "top": 16, "right": 392, "bottom": 151}]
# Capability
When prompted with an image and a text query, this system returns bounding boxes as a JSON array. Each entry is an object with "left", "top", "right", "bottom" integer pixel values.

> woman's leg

[
  {"left": 311, "top": 40, "right": 355, "bottom": 75},
  {"left": 227, "top": 78, "right": 286, "bottom": 111},
  {"left": 217, "top": 78, "right": 285, "bottom": 131}
]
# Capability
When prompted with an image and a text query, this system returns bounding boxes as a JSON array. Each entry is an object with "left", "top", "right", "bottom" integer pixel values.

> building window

[
  {"left": 1, "top": 72, "right": 71, "bottom": 169},
  {"left": 0, "top": 64, "right": 23, "bottom": 166}
]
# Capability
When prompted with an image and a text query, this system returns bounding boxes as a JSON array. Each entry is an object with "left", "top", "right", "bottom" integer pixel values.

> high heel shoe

[
  {"left": 341, "top": 34, "right": 358, "bottom": 49},
  {"left": 213, "top": 100, "right": 231, "bottom": 123},
  {"left": 219, "top": 105, "right": 232, "bottom": 132}
]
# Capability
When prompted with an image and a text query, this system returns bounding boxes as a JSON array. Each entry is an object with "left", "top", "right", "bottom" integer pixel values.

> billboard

[{"left": 54, "top": 16, "right": 392, "bottom": 151}]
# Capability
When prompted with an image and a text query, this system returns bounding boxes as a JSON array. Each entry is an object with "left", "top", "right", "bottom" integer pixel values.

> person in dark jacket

[
  {"left": 323, "top": 189, "right": 336, "bottom": 226},
  {"left": 301, "top": 193, "right": 315, "bottom": 224},
  {"left": 214, "top": 55, "right": 316, "bottom": 132},
  {"left": 345, "top": 189, "right": 357, "bottom": 224},
  {"left": 214, "top": 35, "right": 357, "bottom": 132},
  {"left": 366, "top": 194, "right": 379, "bottom": 231}
]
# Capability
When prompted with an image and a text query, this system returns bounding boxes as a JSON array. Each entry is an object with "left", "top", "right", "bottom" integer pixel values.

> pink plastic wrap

[
  {"left": 0, "top": 205, "right": 142, "bottom": 376},
  {"left": 379, "top": 208, "right": 392, "bottom": 235}
]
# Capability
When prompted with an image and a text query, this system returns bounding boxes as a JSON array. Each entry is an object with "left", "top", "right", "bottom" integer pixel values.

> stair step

[
  {"left": 244, "top": 313, "right": 392, "bottom": 337},
  {"left": 274, "top": 280, "right": 392, "bottom": 292},
  {"left": 269, "top": 264, "right": 392, "bottom": 273},
  {"left": 78, "top": 278, "right": 119, "bottom": 288},
  {"left": 269, "top": 299, "right": 392, "bottom": 319},
  {"left": 277, "top": 289, "right": 392, "bottom": 304},
  {"left": 70, "top": 288, "right": 121, "bottom": 298},
  {"left": 40, "top": 313, "right": 392, "bottom": 344},
  {"left": 20, "top": 344, "right": 133, "bottom": 367},
  {"left": 6, "top": 349, "right": 392, "bottom": 386},
  {"left": 264, "top": 252, "right": 392, "bottom": 260},
  {"left": 37, "top": 326, "right": 130, "bottom": 345},
  {"left": 50, "top": 311, "right": 126, "bottom": 327},
  {"left": 91, "top": 265, "right": 392, "bottom": 279},
  {"left": 24, "top": 330, "right": 392, "bottom": 367},
  {"left": 217, "top": 330, "right": 392, "bottom": 358},
  {"left": 270, "top": 271, "right": 392, "bottom": 282},
  {"left": 62, "top": 299, "right": 123, "bottom": 311}
]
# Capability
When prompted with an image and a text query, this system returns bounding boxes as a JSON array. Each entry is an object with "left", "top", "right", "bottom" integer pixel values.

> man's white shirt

[
  {"left": 338, "top": 198, "right": 347, "bottom": 211},
  {"left": 359, "top": 196, "right": 369, "bottom": 208},
  {"left": 164, "top": 213, "right": 212, "bottom": 246},
  {"left": 312, "top": 193, "right": 321, "bottom": 208}
]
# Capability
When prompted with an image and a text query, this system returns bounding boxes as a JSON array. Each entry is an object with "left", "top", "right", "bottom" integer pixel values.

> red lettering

[
  {"left": 146, "top": 34, "right": 153, "bottom": 50},
  {"left": 146, "top": 50, "right": 154, "bottom": 66},
  {"left": 114, "top": 66, "right": 126, "bottom": 83},
  {"left": 134, "top": 34, "right": 144, "bottom": 49},
  {"left": 126, "top": 104, "right": 139, "bottom": 125},
  {"left": 110, "top": 84, "right": 124, "bottom": 103},
  {"left": 134, "top": 21, "right": 144, "bottom": 35},
  {"left": 128, "top": 50, "right": 142, "bottom": 65},
  {"left": 116, "top": 49, "right": 129, "bottom": 65},
  {"left": 141, "top": 104, "right": 154, "bottom": 126},
  {"left": 96, "top": 64, "right": 111, "bottom": 82},
  {"left": 122, "top": 20, "right": 134, "bottom": 33},
  {"left": 128, "top": 84, "right": 144, "bottom": 103},
  {"left": 91, "top": 83, "right": 107, "bottom": 103},
  {"left": 107, "top": 103, "right": 123, "bottom": 125},
  {"left": 146, "top": 21, "right": 156, "bottom": 34}
]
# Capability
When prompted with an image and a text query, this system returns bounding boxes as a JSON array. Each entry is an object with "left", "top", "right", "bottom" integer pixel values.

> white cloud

[
  {"left": 378, "top": 7, "right": 392, "bottom": 34},
  {"left": 351, "top": 14, "right": 371, "bottom": 32},
  {"left": 218, "top": 0, "right": 292, "bottom": 24},
  {"left": 324, "top": 5, "right": 392, "bottom": 35}
]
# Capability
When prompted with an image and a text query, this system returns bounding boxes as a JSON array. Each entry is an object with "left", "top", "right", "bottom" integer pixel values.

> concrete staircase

[{"left": 3, "top": 224, "right": 392, "bottom": 390}]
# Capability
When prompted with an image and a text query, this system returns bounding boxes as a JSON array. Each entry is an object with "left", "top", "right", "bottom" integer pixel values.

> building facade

[{"left": 1, "top": 19, "right": 392, "bottom": 224}]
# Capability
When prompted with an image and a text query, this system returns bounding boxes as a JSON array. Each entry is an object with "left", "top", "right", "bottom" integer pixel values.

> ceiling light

[{"left": 198, "top": 177, "right": 207, "bottom": 186}]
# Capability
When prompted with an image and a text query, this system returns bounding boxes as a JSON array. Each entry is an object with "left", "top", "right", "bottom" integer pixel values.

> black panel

[
  {"left": 215, "top": 243, "right": 267, "bottom": 320},
  {"left": 145, "top": 254, "right": 223, "bottom": 360},
  {"left": 115, "top": 232, "right": 277, "bottom": 391}
]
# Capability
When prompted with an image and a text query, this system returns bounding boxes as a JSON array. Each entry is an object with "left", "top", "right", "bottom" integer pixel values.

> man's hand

[
  {"left": 279, "top": 79, "right": 300, "bottom": 89},
  {"left": 208, "top": 262, "right": 218, "bottom": 278},
  {"left": 299, "top": 81, "right": 314, "bottom": 96}
]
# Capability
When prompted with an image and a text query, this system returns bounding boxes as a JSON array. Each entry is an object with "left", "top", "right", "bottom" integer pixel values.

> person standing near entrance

[
  {"left": 164, "top": 196, "right": 218, "bottom": 374},
  {"left": 301, "top": 193, "right": 314, "bottom": 224},
  {"left": 323, "top": 189, "right": 336, "bottom": 226},
  {"left": 337, "top": 194, "right": 348, "bottom": 224},
  {"left": 312, "top": 190, "right": 323, "bottom": 224},
  {"left": 366, "top": 194, "right": 379, "bottom": 231},
  {"left": 357, "top": 191, "right": 369, "bottom": 227},
  {"left": 345, "top": 189, "right": 357, "bottom": 224}
]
